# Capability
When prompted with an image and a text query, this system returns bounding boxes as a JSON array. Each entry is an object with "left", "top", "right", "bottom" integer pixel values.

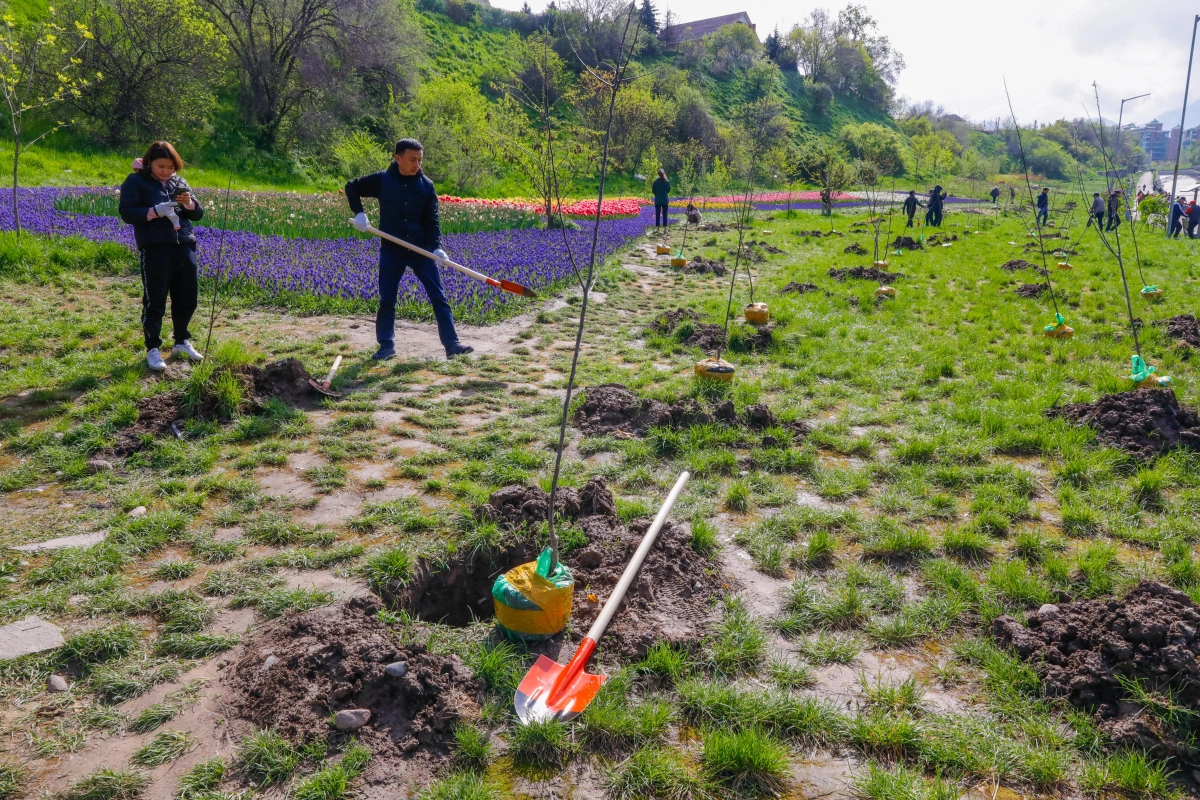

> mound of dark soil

[
  {"left": 1165, "top": 314, "right": 1200, "bottom": 348},
  {"left": 843, "top": 243, "right": 868, "bottom": 255},
  {"left": 683, "top": 324, "right": 727, "bottom": 353},
  {"left": 992, "top": 582, "right": 1200, "bottom": 763},
  {"left": 224, "top": 595, "right": 483, "bottom": 759},
  {"left": 926, "top": 233, "right": 958, "bottom": 245},
  {"left": 796, "top": 229, "right": 841, "bottom": 238},
  {"left": 890, "top": 236, "right": 920, "bottom": 250},
  {"left": 780, "top": 281, "right": 819, "bottom": 294},
  {"left": 649, "top": 308, "right": 699, "bottom": 334},
  {"left": 682, "top": 256, "right": 726, "bottom": 276},
  {"left": 564, "top": 516, "right": 723, "bottom": 658},
  {"left": 1014, "top": 283, "right": 1045, "bottom": 298},
  {"left": 1048, "top": 388, "right": 1200, "bottom": 460},
  {"left": 475, "top": 477, "right": 616, "bottom": 531},
  {"left": 574, "top": 384, "right": 673, "bottom": 436},
  {"left": 828, "top": 266, "right": 902, "bottom": 283},
  {"left": 242, "top": 358, "right": 319, "bottom": 408},
  {"left": 111, "top": 391, "right": 183, "bottom": 455},
  {"left": 1000, "top": 259, "right": 1034, "bottom": 271},
  {"left": 738, "top": 324, "right": 776, "bottom": 353},
  {"left": 668, "top": 397, "right": 714, "bottom": 428}
]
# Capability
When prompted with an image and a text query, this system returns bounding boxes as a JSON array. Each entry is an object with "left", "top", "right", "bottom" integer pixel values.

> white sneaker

[
  {"left": 172, "top": 341, "right": 204, "bottom": 361},
  {"left": 147, "top": 348, "right": 166, "bottom": 371}
]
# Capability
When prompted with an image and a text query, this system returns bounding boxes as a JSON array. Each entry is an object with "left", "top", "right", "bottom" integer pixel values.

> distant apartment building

[
  {"left": 1130, "top": 120, "right": 1170, "bottom": 162},
  {"left": 660, "top": 12, "right": 756, "bottom": 43},
  {"left": 1169, "top": 123, "right": 1200, "bottom": 161}
]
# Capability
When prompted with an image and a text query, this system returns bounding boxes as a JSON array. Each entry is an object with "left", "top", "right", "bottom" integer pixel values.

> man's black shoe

[
  {"left": 446, "top": 345, "right": 474, "bottom": 359},
  {"left": 372, "top": 344, "right": 396, "bottom": 361}
]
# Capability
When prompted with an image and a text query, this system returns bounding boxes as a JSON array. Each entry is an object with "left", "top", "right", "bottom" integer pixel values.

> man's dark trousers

[
  {"left": 906, "top": 211, "right": 916, "bottom": 228},
  {"left": 1106, "top": 212, "right": 1120, "bottom": 232},
  {"left": 378, "top": 249, "right": 457, "bottom": 351},
  {"left": 140, "top": 243, "right": 198, "bottom": 350}
]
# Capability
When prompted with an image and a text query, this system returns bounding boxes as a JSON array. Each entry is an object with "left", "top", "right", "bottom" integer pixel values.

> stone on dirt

[
  {"left": 0, "top": 616, "right": 65, "bottom": 660},
  {"left": 385, "top": 661, "right": 408, "bottom": 677},
  {"left": 334, "top": 708, "right": 371, "bottom": 731},
  {"left": 47, "top": 674, "right": 69, "bottom": 692},
  {"left": 13, "top": 532, "right": 106, "bottom": 552},
  {"left": 128, "top": 506, "right": 147, "bottom": 518}
]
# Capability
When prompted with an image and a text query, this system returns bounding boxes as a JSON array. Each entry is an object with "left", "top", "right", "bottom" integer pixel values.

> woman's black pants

[{"left": 139, "top": 243, "right": 199, "bottom": 350}]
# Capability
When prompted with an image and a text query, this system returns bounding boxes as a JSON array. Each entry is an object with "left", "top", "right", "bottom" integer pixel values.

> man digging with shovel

[{"left": 346, "top": 138, "right": 473, "bottom": 361}]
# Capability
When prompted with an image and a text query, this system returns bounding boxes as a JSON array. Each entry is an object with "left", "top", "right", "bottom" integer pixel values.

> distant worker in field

[
  {"left": 902, "top": 190, "right": 922, "bottom": 227},
  {"left": 652, "top": 169, "right": 671, "bottom": 228},
  {"left": 1169, "top": 196, "right": 1186, "bottom": 238},
  {"left": 1089, "top": 192, "right": 1105, "bottom": 231},
  {"left": 1187, "top": 199, "right": 1200, "bottom": 238},
  {"left": 990, "top": 186, "right": 1000, "bottom": 204},
  {"left": 347, "top": 138, "right": 473, "bottom": 361},
  {"left": 1036, "top": 187, "right": 1050, "bottom": 226},
  {"left": 119, "top": 141, "right": 205, "bottom": 372},
  {"left": 685, "top": 202, "right": 702, "bottom": 225},
  {"left": 1009, "top": 185, "right": 1016, "bottom": 203},
  {"left": 1105, "top": 190, "right": 1123, "bottom": 232},
  {"left": 928, "top": 185, "right": 947, "bottom": 227}
]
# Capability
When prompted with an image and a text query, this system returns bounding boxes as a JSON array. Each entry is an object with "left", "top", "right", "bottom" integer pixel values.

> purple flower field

[{"left": 1, "top": 187, "right": 651, "bottom": 321}]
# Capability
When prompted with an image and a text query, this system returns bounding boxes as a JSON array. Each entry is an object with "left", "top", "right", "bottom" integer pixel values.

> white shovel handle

[
  {"left": 324, "top": 355, "right": 342, "bottom": 384},
  {"left": 584, "top": 472, "right": 690, "bottom": 643},
  {"left": 357, "top": 222, "right": 493, "bottom": 285}
]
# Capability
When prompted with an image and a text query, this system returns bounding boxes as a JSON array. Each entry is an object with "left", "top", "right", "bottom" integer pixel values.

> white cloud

[{"left": 487, "top": 0, "right": 1200, "bottom": 126}]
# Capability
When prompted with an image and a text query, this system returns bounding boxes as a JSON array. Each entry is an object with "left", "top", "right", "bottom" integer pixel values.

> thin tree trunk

[{"left": 12, "top": 139, "right": 19, "bottom": 236}]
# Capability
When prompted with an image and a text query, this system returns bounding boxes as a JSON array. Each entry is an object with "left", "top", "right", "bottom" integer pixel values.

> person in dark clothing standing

[
  {"left": 346, "top": 138, "right": 473, "bottom": 361},
  {"left": 1089, "top": 192, "right": 1105, "bottom": 230},
  {"left": 902, "top": 190, "right": 922, "bottom": 227},
  {"left": 928, "top": 185, "right": 946, "bottom": 227},
  {"left": 1009, "top": 185, "right": 1016, "bottom": 203},
  {"left": 1036, "top": 187, "right": 1050, "bottom": 226},
  {"left": 1187, "top": 200, "right": 1200, "bottom": 238},
  {"left": 1170, "top": 196, "right": 1186, "bottom": 238},
  {"left": 1105, "top": 190, "right": 1123, "bottom": 232},
  {"left": 651, "top": 169, "right": 670, "bottom": 228},
  {"left": 990, "top": 186, "right": 1000, "bottom": 204},
  {"left": 119, "top": 141, "right": 205, "bottom": 372}
]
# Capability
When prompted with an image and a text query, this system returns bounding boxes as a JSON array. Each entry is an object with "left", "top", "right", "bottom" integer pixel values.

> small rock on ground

[
  {"left": 47, "top": 675, "right": 69, "bottom": 692},
  {"left": 334, "top": 708, "right": 371, "bottom": 731}
]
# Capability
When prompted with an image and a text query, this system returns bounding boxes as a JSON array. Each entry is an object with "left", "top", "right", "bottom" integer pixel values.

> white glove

[
  {"left": 353, "top": 212, "right": 369, "bottom": 232},
  {"left": 432, "top": 248, "right": 448, "bottom": 262},
  {"left": 153, "top": 201, "right": 176, "bottom": 216}
]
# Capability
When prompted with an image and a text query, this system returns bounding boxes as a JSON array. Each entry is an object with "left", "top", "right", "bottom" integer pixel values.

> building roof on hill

[{"left": 661, "top": 12, "right": 755, "bottom": 42}]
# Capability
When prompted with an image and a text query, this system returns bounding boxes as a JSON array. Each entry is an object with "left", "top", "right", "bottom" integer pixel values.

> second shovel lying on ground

[
  {"left": 352, "top": 221, "right": 538, "bottom": 299},
  {"left": 308, "top": 355, "right": 342, "bottom": 398},
  {"left": 514, "top": 471, "right": 691, "bottom": 725}
]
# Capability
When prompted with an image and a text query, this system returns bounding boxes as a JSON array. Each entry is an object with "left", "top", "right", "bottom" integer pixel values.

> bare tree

[{"left": 198, "top": 0, "right": 421, "bottom": 147}]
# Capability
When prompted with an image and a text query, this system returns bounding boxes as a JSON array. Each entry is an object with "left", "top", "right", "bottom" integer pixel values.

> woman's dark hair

[
  {"left": 395, "top": 138, "right": 424, "bottom": 155},
  {"left": 141, "top": 141, "right": 183, "bottom": 172}
]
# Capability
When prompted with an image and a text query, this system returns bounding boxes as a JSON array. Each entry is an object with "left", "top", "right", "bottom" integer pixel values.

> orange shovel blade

[
  {"left": 499, "top": 279, "right": 538, "bottom": 299},
  {"left": 514, "top": 655, "right": 605, "bottom": 724}
]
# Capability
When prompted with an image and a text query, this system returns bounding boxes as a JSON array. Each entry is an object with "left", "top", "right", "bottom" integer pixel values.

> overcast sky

[{"left": 487, "top": 0, "right": 1200, "bottom": 128}]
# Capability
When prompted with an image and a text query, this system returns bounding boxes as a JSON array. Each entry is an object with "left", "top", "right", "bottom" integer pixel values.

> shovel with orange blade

[
  {"left": 514, "top": 471, "right": 690, "bottom": 725},
  {"left": 352, "top": 221, "right": 538, "bottom": 298}
]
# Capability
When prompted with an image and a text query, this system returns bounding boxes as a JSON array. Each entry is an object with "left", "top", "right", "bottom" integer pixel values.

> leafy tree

[
  {"left": 61, "top": 0, "right": 226, "bottom": 147},
  {"left": 1025, "top": 138, "right": 1073, "bottom": 179},
  {"left": 0, "top": 6, "right": 94, "bottom": 233},
  {"left": 199, "top": 0, "right": 422, "bottom": 147},
  {"left": 788, "top": 9, "right": 835, "bottom": 83},
  {"left": 793, "top": 139, "right": 853, "bottom": 216},
  {"left": 839, "top": 121, "right": 905, "bottom": 175},
  {"left": 706, "top": 22, "right": 760, "bottom": 72},
  {"left": 786, "top": 4, "right": 903, "bottom": 111},
  {"left": 911, "top": 133, "right": 955, "bottom": 179},
  {"left": 577, "top": 71, "right": 674, "bottom": 174},
  {"left": 898, "top": 115, "right": 932, "bottom": 137},
  {"left": 637, "top": 0, "right": 657, "bottom": 35},
  {"left": 398, "top": 77, "right": 499, "bottom": 193},
  {"left": 743, "top": 55, "right": 778, "bottom": 102}
]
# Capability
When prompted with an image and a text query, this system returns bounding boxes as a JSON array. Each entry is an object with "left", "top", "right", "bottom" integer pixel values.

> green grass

[
  {"left": 605, "top": 745, "right": 714, "bottom": 800},
  {"left": 131, "top": 729, "right": 196, "bottom": 767},
  {"left": 0, "top": 762, "right": 28, "bottom": 800},
  {"left": 175, "top": 758, "right": 226, "bottom": 800},
  {"left": 62, "top": 769, "right": 150, "bottom": 800},
  {"left": 506, "top": 719, "right": 576, "bottom": 768},
  {"left": 236, "top": 729, "right": 300, "bottom": 787},
  {"left": 699, "top": 727, "right": 790, "bottom": 796}
]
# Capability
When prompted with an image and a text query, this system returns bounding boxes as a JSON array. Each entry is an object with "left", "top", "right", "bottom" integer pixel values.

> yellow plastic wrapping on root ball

[{"left": 493, "top": 547, "right": 574, "bottom": 643}]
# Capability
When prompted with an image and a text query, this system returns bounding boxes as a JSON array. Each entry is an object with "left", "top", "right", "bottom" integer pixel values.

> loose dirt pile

[
  {"left": 475, "top": 477, "right": 616, "bottom": 531},
  {"left": 1164, "top": 314, "right": 1200, "bottom": 348},
  {"left": 563, "top": 516, "right": 722, "bottom": 658},
  {"left": 224, "top": 596, "right": 483, "bottom": 761},
  {"left": 737, "top": 323, "right": 776, "bottom": 353},
  {"left": 1014, "top": 283, "right": 1045, "bottom": 298},
  {"left": 890, "top": 236, "right": 921, "bottom": 250},
  {"left": 1048, "top": 388, "right": 1200, "bottom": 459},
  {"left": 111, "top": 391, "right": 183, "bottom": 455},
  {"left": 780, "top": 281, "right": 819, "bottom": 294},
  {"left": 828, "top": 266, "right": 903, "bottom": 283},
  {"left": 242, "top": 358, "right": 320, "bottom": 408},
  {"left": 796, "top": 229, "right": 841, "bottom": 238},
  {"left": 574, "top": 384, "right": 674, "bottom": 436},
  {"left": 843, "top": 243, "right": 868, "bottom": 255},
  {"left": 681, "top": 256, "right": 727, "bottom": 276},
  {"left": 649, "top": 308, "right": 699, "bottom": 335},
  {"left": 992, "top": 582, "right": 1200, "bottom": 762},
  {"left": 682, "top": 324, "right": 727, "bottom": 353},
  {"left": 926, "top": 233, "right": 958, "bottom": 245},
  {"left": 1000, "top": 259, "right": 1035, "bottom": 271}
]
